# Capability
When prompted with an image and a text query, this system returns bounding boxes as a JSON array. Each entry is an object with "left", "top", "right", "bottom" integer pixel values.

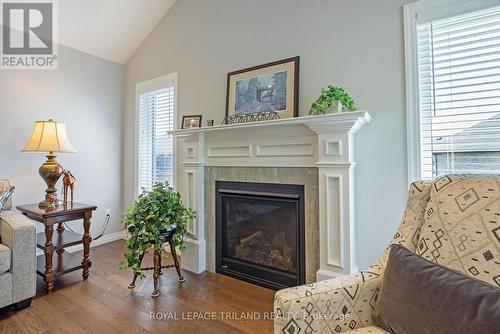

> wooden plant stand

[{"left": 128, "top": 225, "right": 184, "bottom": 298}]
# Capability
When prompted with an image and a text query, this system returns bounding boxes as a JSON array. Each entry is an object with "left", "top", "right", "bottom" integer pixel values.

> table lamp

[{"left": 22, "top": 119, "right": 76, "bottom": 207}]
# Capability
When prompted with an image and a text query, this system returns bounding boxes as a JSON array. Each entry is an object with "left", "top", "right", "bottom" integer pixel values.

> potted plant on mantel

[
  {"left": 309, "top": 85, "right": 357, "bottom": 115},
  {"left": 119, "top": 182, "right": 195, "bottom": 278}
]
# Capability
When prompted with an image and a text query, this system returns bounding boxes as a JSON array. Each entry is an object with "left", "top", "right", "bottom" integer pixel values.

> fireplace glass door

[{"left": 216, "top": 181, "right": 305, "bottom": 289}]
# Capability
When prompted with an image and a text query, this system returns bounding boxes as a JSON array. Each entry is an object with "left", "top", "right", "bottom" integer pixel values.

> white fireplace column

[
  {"left": 175, "top": 132, "right": 206, "bottom": 274},
  {"left": 170, "top": 112, "right": 371, "bottom": 281},
  {"left": 305, "top": 116, "right": 371, "bottom": 280}
]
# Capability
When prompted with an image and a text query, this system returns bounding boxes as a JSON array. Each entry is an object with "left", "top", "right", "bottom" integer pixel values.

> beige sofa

[
  {"left": 274, "top": 174, "right": 500, "bottom": 333},
  {"left": 0, "top": 179, "right": 36, "bottom": 310}
]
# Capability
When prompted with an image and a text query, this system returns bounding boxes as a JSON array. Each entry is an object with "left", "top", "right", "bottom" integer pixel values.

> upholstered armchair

[
  {"left": 0, "top": 179, "right": 36, "bottom": 310},
  {"left": 274, "top": 174, "right": 500, "bottom": 333}
]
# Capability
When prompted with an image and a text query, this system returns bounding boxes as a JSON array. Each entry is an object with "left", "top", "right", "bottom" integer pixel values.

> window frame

[
  {"left": 134, "top": 72, "right": 178, "bottom": 198},
  {"left": 404, "top": 0, "right": 500, "bottom": 183}
]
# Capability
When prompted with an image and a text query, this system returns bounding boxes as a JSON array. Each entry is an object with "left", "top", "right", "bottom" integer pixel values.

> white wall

[
  {"left": 0, "top": 45, "right": 124, "bottom": 236},
  {"left": 123, "top": 0, "right": 412, "bottom": 269}
]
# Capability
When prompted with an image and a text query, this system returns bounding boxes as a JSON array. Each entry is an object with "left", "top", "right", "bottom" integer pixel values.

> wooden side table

[{"left": 16, "top": 203, "right": 97, "bottom": 294}]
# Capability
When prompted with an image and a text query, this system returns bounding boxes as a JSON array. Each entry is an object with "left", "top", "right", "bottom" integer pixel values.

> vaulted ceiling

[{"left": 58, "top": 0, "right": 176, "bottom": 64}]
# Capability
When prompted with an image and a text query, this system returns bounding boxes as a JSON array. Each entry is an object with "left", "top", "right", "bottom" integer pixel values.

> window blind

[
  {"left": 137, "top": 86, "right": 175, "bottom": 193},
  {"left": 417, "top": 5, "right": 500, "bottom": 180}
]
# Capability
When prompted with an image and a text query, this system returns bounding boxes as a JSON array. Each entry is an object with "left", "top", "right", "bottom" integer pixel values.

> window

[
  {"left": 405, "top": 0, "right": 500, "bottom": 181},
  {"left": 136, "top": 74, "right": 177, "bottom": 193}
]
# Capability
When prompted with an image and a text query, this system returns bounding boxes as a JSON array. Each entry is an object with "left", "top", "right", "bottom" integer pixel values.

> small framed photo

[
  {"left": 207, "top": 120, "right": 214, "bottom": 126},
  {"left": 182, "top": 115, "right": 203, "bottom": 129}
]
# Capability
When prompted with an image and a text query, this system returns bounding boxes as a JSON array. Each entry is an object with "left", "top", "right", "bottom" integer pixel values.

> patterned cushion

[
  {"left": 344, "top": 326, "right": 390, "bottom": 334},
  {"left": 0, "top": 179, "right": 13, "bottom": 212},
  {"left": 416, "top": 175, "right": 500, "bottom": 287},
  {"left": 367, "top": 180, "right": 432, "bottom": 278},
  {"left": 0, "top": 244, "right": 11, "bottom": 274},
  {"left": 275, "top": 268, "right": 384, "bottom": 333},
  {"left": 390, "top": 181, "right": 432, "bottom": 251}
]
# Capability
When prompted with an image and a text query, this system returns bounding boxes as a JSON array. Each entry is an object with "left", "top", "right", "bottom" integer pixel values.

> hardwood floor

[{"left": 0, "top": 240, "right": 275, "bottom": 334}]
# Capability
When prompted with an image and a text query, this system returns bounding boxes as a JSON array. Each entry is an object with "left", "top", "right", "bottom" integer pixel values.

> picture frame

[
  {"left": 181, "top": 115, "right": 203, "bottom": 129},
  {"left": 225, "top": 57, "right": 299, "bottom": 120}
]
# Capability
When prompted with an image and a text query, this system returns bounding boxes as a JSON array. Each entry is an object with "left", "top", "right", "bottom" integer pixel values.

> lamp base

[
  {"left": 38, "top": 152, "right": 64, "bottom": 208},
  {"left": 39, "top": 198, "right": 63, "bottom": 208}
]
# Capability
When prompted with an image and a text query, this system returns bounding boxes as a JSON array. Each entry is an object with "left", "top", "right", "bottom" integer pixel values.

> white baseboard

[{"left": 35, "top": 230, "right": 127, "bottom": 256}]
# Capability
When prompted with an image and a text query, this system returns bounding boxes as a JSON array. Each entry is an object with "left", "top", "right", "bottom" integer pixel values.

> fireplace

[{"left": 216, "top": 181, "right": 305, "bottom": 290}]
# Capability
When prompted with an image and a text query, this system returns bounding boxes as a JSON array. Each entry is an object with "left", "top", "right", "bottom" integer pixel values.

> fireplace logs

[{"left": 234, "top": 230, "right": 293, "bottom": 271}]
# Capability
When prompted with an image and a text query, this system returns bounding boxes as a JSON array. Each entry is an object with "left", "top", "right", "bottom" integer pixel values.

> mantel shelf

[{"left": 170, "top": 110, "right": 370, "bottom": 137}]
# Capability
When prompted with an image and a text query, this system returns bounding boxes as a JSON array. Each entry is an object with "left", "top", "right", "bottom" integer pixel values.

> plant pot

[{"left": 326, "top": 100, "right": 343, "bottom": 114}]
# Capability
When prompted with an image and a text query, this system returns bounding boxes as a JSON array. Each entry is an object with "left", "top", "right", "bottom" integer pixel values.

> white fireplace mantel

[{"left": 170, "top": 111, "right": 371, "bottom": 281}]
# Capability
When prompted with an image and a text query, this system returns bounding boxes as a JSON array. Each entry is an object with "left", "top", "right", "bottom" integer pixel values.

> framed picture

[
  {"left": 182, "top": 115, "right": 203, "bottom": 129},
  {"left": 225, "top": 57, "right": 299, "bottom": 119}
]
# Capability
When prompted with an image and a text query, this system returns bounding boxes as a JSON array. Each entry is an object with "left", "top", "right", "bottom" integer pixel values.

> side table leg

[
  {"left": 82, "top": 212, "right": 92, "bottom": 280},
  {"left": 44, "top": 224, "right": 55, "bottom": 294},
  {"left": 56, "top": 223, "right": 65, "bottom": 255}
]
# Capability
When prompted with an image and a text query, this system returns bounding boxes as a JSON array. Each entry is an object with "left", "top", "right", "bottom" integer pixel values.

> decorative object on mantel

[
  {"left": 206, "top": 119, "right": 214, "bottom": 126},
  {"left": 120, "top": 182, "right": 195, "bottom": 296},
  {"left": 226, "top": 57, "right": 299, "bottom": 121},
  {"left": 62, "top": 170, "right": 76, "bottom": 205},
  {"left": 21, "top": 119, "right": 77, "bottom": 208},
  {"left": 222, "top": 111, "right": 280, "bottom": 125},
  {"left": 181, "top": 115, "right": 203, "bottom": 129},
  {"left": 309, "top": 85, "right": 357, "bottom": 115}
]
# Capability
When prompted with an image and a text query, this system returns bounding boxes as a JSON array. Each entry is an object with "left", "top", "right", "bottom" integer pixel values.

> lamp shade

[{"left": 22, "top": 119, "right": 77, "bottom": 153}]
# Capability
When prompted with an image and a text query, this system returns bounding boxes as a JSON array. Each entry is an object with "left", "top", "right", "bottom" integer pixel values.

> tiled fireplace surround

[{"left": 170, "top": 111, "right": 371, "bottom": 283}]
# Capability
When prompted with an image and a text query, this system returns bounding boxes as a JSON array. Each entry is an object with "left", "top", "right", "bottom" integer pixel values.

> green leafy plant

[
  {"left": 119, "top": 182, "right": 195, "bottom": 278},
  {"left": 309, "top": 85, "right": 357, "bottom": 115}
]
